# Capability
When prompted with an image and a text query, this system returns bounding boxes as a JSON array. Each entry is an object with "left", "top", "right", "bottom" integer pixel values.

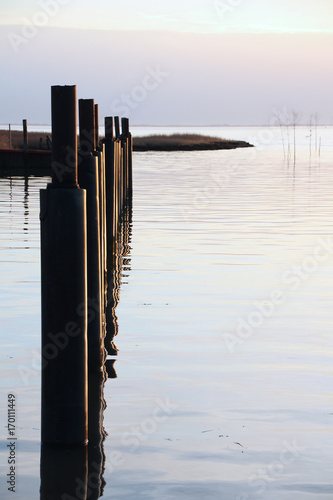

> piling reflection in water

[
  {"left": 105, "top": 202, "right": 132, "bottom": 378},
  {"left": 40, "top": 444, "right": 88, "bottom": 500},
  {"left": 39, "top": 195, "right": 132, "bottom": 499},
  {"left": 24, "top": 175, "right": 29, "bottom": 232},
  {"left": 88, "top": 369, "right": 108, "bottom": 500}
]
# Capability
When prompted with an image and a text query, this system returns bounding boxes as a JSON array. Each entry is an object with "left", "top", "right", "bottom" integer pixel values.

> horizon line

[{"left": 1, "top": 24, "right": 333, "bottom": 36}]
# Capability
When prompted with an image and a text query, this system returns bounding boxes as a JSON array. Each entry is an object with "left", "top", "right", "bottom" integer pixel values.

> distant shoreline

[
  {"left": 133, "top": 134, "right": 253, "bottom": 151},
  {"left": 0, "top": 130, "right": 253, "bottom": 152}
]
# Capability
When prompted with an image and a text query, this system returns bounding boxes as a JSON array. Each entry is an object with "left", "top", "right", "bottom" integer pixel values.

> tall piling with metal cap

[
  {"left": 40, "top": 85, "right": 88, "bottom": 445},
  {"left": 78, "top": 98, "right": 104, "bottom": 371}
]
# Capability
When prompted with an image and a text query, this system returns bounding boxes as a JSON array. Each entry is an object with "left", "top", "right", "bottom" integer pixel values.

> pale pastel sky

[
  {"left": 1, "top": 0, "right": 333, "bottom": 33},
  {"left": 1, "top": 1, "right": 332, "bottom": 125}
]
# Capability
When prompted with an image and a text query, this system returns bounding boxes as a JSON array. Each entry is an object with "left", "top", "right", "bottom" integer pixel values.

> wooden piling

[
  {"left": 78, "top": 154, "right": 104, "bottom": 372},
  {"left": 51, "top": 86, "right": 78, "bottom": 188},
  {"left": 128, "top": 132, "right": 133, "bottom": 198},
  {"left": 93, "top": 147, "right": 107, "bottom": 320},
  {"left": 95, "top": 103, "right": 99, "bottom": 148},
  {"left": 79, "top": 99, "right": 95, "bottom": 154},
  {"left": 41, "top": 85, "right": 88, "bottom": 446},
  {"left": 105, "top": 116, "right": 113, "bottom": 142},
  {"left": 104, "top": 117, "right": 116, "bottom": 261},
  {"left": 23, "top": 119, "right": 28, "bottom": 154},
  {"left": 114, "top": 116, "right": 120, "bottom": 139},
  {"left": 121, "top": 117, "right": 129, "bottom": 138}
]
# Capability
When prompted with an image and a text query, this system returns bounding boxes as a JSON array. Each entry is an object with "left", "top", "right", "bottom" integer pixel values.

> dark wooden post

[
  {"left": 128, "top": 132, "right": 133, "bottom": 199},
  {"left": 105, "top": 116, "right": 113, "bottom": 142},
  {"left": 23, "top": 119, "right": 28, "bottom": 154},
  {"left": 40, "top": 85, "right": 88, "bottom": 446},
  {"left": 114, "top": 116, "right": 120, "bottom": 140},
  {"left": 79, "top": 99, "right": 95, "bottom": 154},
  {"left": 121, "top": 117, "right": 129, "bottom": 201},
  {"left": 51, "top": 86, "right": 78, "bottom": 188},
  {"left": 78, "top": 154, "right": 104, "bottom": 372},
  {"left": 121, "top": 117, "right": 129, "bottom": 138},
  {"left": 95, "top": 103, "right": 99, "bottom": 148},
  {"left": 93, "top": 147, "right": 107, "bottom": 321},
  {"left": 104, "top": 117, "right": 116, "bottom": 260}
]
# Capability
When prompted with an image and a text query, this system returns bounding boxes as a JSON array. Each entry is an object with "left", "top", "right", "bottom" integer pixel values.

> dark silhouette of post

[
  {"left": 128, "top": 132, "right": 133, "bottom": 199},
  {"left": 105, "top": 116, "right": 113, "bottom": 142},
  {"left": 8, "top": 124, "right": 11, "bottom": 150},
  {"left": 79, "top": 99, "right": 96, "bottom": 154},
  {"left": 23, "top": 119, "right": 28, "bottom": 154},
  {"left": 40, "top": 445, "right": 88, "bottom": 500},
  {"left": 114, "top": 116, "right": 120, "bottom": 139},
  {"left": 121, "top": 118, "right": 129, "bottom": 203},
  {"left": 104, "top": 117, "right": 116, "bottom": 253},
  {"left": 78, "top": 154, "right": 104, "bottom": 372},
  {"left": 121, "top": 117, "right": 129, "bottom": 138},
  {"left": 51, "top": 86, "right": 78, "bottom": 188},
  {"left": 40, "top": 85, "right": 88, "bottom": 446},
  {"left": 88, "top": 370, "right": 108, "bottom": 500},
  {"left": 95, "top": 103, "right": 99, "bottom": 149},
  {"left": 93, "top": 147, "right": 107, "bottom": 328}
]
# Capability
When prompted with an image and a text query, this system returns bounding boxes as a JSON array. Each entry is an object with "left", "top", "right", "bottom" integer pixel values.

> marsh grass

[
  {"left": 133, "top": 133, "right": 253, "bottom": 151},
  {"left": 0, "top": 130, "right": 51, "bottom": 150}
]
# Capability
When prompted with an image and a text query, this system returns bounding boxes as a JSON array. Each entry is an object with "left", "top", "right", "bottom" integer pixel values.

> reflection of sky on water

[{"left": 0, "top": 128, "right": 333, "bottom": 498}]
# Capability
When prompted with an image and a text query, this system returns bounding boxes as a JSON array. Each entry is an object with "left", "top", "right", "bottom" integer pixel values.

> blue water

[{"left": 0, "top": 126, "right": 333, "bottom": 499}]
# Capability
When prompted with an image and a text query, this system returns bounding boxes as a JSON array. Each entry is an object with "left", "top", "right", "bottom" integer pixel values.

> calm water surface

[{"left": 0, "top": 126, "right": 332, "bottom": 499}]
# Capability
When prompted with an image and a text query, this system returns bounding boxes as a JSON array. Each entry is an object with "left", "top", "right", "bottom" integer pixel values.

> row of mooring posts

[{"left": 40, "top": 85, "right": 133, "bottom": 446}]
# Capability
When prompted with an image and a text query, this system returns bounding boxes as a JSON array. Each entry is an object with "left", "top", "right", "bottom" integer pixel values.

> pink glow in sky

[{"left": 1, "top": 1, "right": 332, "bottom": 125}]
